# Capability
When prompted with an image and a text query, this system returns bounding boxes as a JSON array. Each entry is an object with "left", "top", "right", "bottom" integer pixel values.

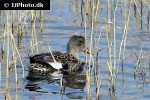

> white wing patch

[{"left": 48, "top": 62, "right": 63, "bottom": 70}]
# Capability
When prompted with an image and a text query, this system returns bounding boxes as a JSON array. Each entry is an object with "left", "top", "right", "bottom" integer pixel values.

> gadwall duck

[{"left": 29, "top": 35, "right": 92, "bottom": 73}]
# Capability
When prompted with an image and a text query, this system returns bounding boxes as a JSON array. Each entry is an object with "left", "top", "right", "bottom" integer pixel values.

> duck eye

[
  {"left": 78, "top": 41, "right": 85, "bottom": 46},
  {"left": 79, "top": 40, "right": 84, "bottom": 43}
]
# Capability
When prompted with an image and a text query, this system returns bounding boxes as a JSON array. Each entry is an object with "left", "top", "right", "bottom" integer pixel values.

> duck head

[{"left": 66, "top": 35, "right": 92, "bottom": 58}]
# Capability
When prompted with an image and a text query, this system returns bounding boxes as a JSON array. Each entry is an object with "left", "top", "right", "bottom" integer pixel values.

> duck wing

[
  {"left": 30, "top": 51, "right": 81, "bottom": 71},
  {"left": 30, "top": 51, "right": 62, "bottom": 64}
]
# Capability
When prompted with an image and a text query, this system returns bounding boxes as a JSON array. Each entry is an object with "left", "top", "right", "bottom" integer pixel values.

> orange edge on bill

[{"left": 83, "top": 49, "right": 93, "bottom": 55}]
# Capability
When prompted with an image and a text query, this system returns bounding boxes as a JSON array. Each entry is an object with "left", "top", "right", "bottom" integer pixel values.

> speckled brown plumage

[
  {"left": 29, "top": 35, "right": 91, "bottom": 73},
  {"left": 30, "top": 51, "right": 80, "bottom": 71}
]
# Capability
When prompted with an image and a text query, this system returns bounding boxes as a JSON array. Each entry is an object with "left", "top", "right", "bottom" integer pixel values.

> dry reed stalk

[
  {"left": 112, "top": 0, "right": 118, "bottom": 90},
  {"left": 30, "top": 11, "right": 40, "bottom": 54},
  {"left": 48, "top": 44, "right": 64, "bottom": 95},
  {"left": 85, "top": 0, "right": 90, "bottom": 99},
  {"left": 17, "top": 11, "right": 21, "bottom": 40},
  {"left": 106, "top": 2, "right": 114, "bottom": 92},
  {"left": 84, "top": 12, "right": 88, "bottom": 65},
  {"left": 106, "top": 0, "right": 119, "bottom": 92},
  {"left": 95, "top": 74, "right": 101, "bottom": 100},
  {"left": 81, "top": 0, "right": 84, "bottom": 26},
  {"left": 83, "top": 0, "right": 94, "bottom": 26},
  {"left": 6, "top": 10, "right": 10, "bottom": 92},
  {"left": 148, "top": 0, "right": 150, "bottom": 33},
  {"left": 40, "top": 21, "right": 43, "bottom": 32},
  {"left": 83, "top": 0, "right": 88, "bottom": 64},
  {"left": 15, "top": 84, "right": 18, "bottom": 100},
  {"left": 88, "top": 0, "right": 96, "bottom": 70},
  {"left": 11, "top": 11, "right": 14, "bottom": 35},
  {"left": 28, "top": 11, "right": 40, "bottom": 56},
  {"left": 113, "top": 0, "right": 117, "bottom": 73},
  {"left": 5, "top": 90, "right": 11, "bottom": 100},
  {"left": 84, "top": 0, "right": 101, "bottom": 99},
  {"left": 40, "top": 10, "right": 43, "bottom": 33},
  {"left": 48, "top": 44, "right": 60, "bottom": 70},
  {"left": 30, "top": 40, "right": 33, "bottom": 55},
  {"left": 133, "top": 0, "right": 143, "bottom": 29},
  {"left": 95, "top": 53, "right": 98, "bottom": 74},
  {"left": 95, "top": 53, "right": 101, "bottom": 100},
  {"left": 31, "top": 13, "right": 35, "bottom": 54},
  {"left": 83, "top": 1, "right": 91, "bottom": 99},
  {"left": 135, "top": 48, "right": 143, "bottom": 71},
  {"left": 94, "top": 0, "right": 100, "bottom": 24},
  {"left": 87, "top": 0, "right": 98, "bottom": 99},
  {"left": 22, "top": 11, "right": 29, "bottom": 33},
  {"left": 122, "top": 0, "right": 132, "bottom": 61},
  {"left": 0, "top": 10, "right": 3, "bottom": 19},
  {"left": 60, "top": 77, "right": 63, "bottom": 95},
  {"left": 96, "top": 28, "right": 102, "bottom": 47},
  {"left": 118, "top": 0, "right": 132, "bottom": 66},
  {"left": 10, "top": 28, "right": 25, "bottom": 78},
  {"left": 107, "top": 61, "right": 112, "bottom": 76},
  {"left": 1, "top": 22, "right": 6, "bottom": 63},
  {"left": 133, "top": 2, "right": 141, "bottom": 29},
  {"left": 140, "top": 0, "right": 143, "bottom": 30},
  {"left": 11, "top": 11, "right": 18, "bottom": 84},
  {"left": 86, "top": 70, "right": 91, "bottom": 100},
  {"left": 107, "top": 0, "right": 112, "bottom": 73},
  {"left": 39, "top": 10, "right": 43, "bottom": 18},
  {"left": 133, "top": 0, "right": 142, "bottom": 19},
  {"left": 11, "top": 33, "right": 17, "bottom": 83},
  {"left": 5, "top": 11, "right": 26, "bottom": 90},
  {"left": 120, "top": 0, "right": 123, "bottom": 14}
]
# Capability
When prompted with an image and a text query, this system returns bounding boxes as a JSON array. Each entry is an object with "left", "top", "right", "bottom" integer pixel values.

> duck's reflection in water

[{"left": 25, "top": 66, "right": 86, "bottom": 95}]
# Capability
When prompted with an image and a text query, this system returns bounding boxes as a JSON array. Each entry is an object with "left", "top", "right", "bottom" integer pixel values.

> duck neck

[
  {"left": 70, "top": 50, "right": 79, "bottom": 59},
  {"left": 66, "top": 46, "right": 79, "bottom": 59}
]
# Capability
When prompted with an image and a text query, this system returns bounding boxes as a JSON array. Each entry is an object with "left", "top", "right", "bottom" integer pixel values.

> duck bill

[{"left": 83, "top": 49, "right": 93, "bottom": 55}]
